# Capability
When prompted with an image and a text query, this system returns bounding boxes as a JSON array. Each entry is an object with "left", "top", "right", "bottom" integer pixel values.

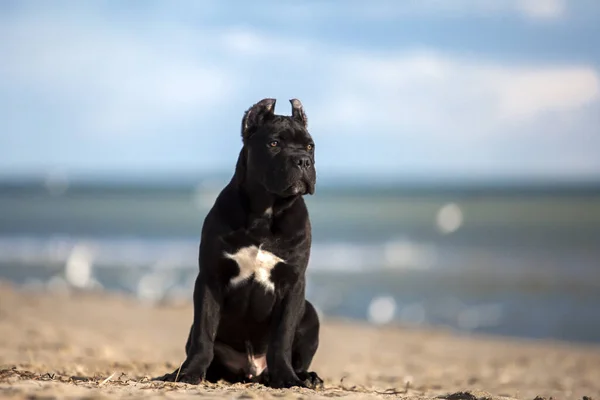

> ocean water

[{"left": 1, "top": 179, "right": 600, "bottom": 343}]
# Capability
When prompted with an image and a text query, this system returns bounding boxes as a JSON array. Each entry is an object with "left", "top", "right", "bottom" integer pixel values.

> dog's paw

[
  {"left": 266, "top": 372, "right": 307, "bottom": 389},
  {"left": 152, "top": 369, "right": 203, "bottom": 384},
  {"left": 296, "top": 371, "right": 324, "bottom": 390},
  {"left": 152, "top": 371, "right": 176, "bottom": 382},
  {"left": 175, "top": 371, "right": 205, "bottom": 384}
]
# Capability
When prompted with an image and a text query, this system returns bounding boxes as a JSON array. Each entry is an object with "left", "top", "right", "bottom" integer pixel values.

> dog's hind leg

[{"left": 291, "top": 300, "right": 324, "bottom": 389}]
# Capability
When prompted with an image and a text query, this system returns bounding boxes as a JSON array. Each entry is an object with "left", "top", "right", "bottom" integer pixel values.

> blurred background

[{"left": 1, "top": 0, "right": 599, "bottom": 343}]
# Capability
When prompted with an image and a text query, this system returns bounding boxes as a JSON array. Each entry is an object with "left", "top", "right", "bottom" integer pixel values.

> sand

[{"left": 0, "top": 281, "right": 598, "bottom": 400}]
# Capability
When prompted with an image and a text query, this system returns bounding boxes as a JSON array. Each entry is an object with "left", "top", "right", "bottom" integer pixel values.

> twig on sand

[
  {"left": 337, "top": 375, "right": 408, "bottom": 396},
  {"left": 174, "top": 362, "right": 183, "bottom": 383},
  {"left": 374, "top": 388, "right": 408, "bottom": 395},
  {"left": 99, "top": 372, "right": 116, "bottom": 386}
]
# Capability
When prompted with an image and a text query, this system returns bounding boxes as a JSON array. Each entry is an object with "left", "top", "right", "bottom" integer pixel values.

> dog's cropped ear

[
  {"left": 241, "top": 98, "right": 276, "bottom": 140},
  {"left": 289, "top": 98, "right": 307, "bottom": 128}
]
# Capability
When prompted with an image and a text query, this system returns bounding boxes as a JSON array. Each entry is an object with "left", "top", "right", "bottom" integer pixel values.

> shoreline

[{"left": 1, "top": 282, "right": 599, "bottom": 399}]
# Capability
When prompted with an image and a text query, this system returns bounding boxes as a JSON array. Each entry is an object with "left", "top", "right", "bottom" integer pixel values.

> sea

[{"left": 1, "top": 175, "right": 600, "bottom": 344}]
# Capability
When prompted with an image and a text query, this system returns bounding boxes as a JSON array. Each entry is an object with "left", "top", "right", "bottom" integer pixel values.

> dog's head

[{"left": 238, "top": 98, "right": 316, "bottom": 197}]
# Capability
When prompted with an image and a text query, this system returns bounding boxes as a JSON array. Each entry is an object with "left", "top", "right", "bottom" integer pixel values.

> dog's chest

[{"left": 224, "top": 245, "right": 283, "bottom": 292}]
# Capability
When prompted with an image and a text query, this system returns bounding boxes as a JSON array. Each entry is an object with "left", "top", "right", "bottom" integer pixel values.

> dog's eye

[
  {"left": 307, "top": 144, "right": 314, "bottom": 151},
  {"left": 268, "top": 141, "right": 279, "bottom": 147}
]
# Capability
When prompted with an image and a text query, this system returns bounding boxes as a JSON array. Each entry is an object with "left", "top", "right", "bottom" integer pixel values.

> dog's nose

[{"left": 294, "top": 155, "right": 312, "bottom": 169}]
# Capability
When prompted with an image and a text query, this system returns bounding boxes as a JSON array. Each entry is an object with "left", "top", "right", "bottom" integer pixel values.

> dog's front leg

[
  {"left": 266, "top": 281, "right": 306, "bottom": 388},
  {"left": 174, "top": 279, "right": 221, "bottom": 384}
]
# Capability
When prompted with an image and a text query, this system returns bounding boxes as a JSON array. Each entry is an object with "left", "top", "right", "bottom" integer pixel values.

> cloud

[
  {"left": 492, "top": 67, "right": 599, "bottom": 119},
  {"left": 1, "top": 3, "right": 599, "bottom": 178},
  {"left": 516, "top": 0, "right": 566, "bottom": 20},
  {"left": 0, "top": 10, "right": 235, "bottom": 138},
  {"left": 305, "top": 48, "right": 599, "bottom": 176},
  {"left": 220, "top": 27, "right": 310, "bottom": 60},
  {"left": 315, "top": 50, "right": 599, "bottom": 137},
  {"left": 272, "top": 0, "right": 569, "bottom": 22}
]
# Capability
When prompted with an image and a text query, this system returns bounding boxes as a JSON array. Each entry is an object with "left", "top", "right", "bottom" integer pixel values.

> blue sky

[{"left": 1, "top": 0, "right": 599, "bottom": 183}]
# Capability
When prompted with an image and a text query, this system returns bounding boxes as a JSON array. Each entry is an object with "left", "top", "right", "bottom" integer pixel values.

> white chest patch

[{"left": 224, "top": 245, "right": 284, "bottom": 292}]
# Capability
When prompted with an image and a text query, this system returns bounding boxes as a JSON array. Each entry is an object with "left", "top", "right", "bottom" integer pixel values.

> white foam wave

[{"left": 0, "top": 235, "right": 440, "bottom": 272}]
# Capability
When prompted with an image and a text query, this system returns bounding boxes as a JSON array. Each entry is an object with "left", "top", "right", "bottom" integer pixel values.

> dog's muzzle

[{"left": 289, "top": 154, "right": 315, "bottom": 195}]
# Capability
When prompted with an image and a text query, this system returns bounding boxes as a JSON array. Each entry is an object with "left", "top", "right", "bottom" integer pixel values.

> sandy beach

[{"left": 1, "top": 281, "right": 598, "bottom": 400}]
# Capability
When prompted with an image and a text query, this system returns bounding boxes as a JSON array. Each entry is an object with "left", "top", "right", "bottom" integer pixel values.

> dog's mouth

[{"left": 285, "top": 179, "right": 314, "bottom": 197}]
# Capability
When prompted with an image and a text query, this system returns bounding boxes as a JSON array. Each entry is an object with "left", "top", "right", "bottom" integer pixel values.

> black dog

[{"left": 155, "top": 98, "right": 323, "bottom": 389}]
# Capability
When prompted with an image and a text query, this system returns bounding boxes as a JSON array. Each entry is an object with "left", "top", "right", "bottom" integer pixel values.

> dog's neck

[{"left": 240, "top": 178, "right": 299, "bottom": 218}]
